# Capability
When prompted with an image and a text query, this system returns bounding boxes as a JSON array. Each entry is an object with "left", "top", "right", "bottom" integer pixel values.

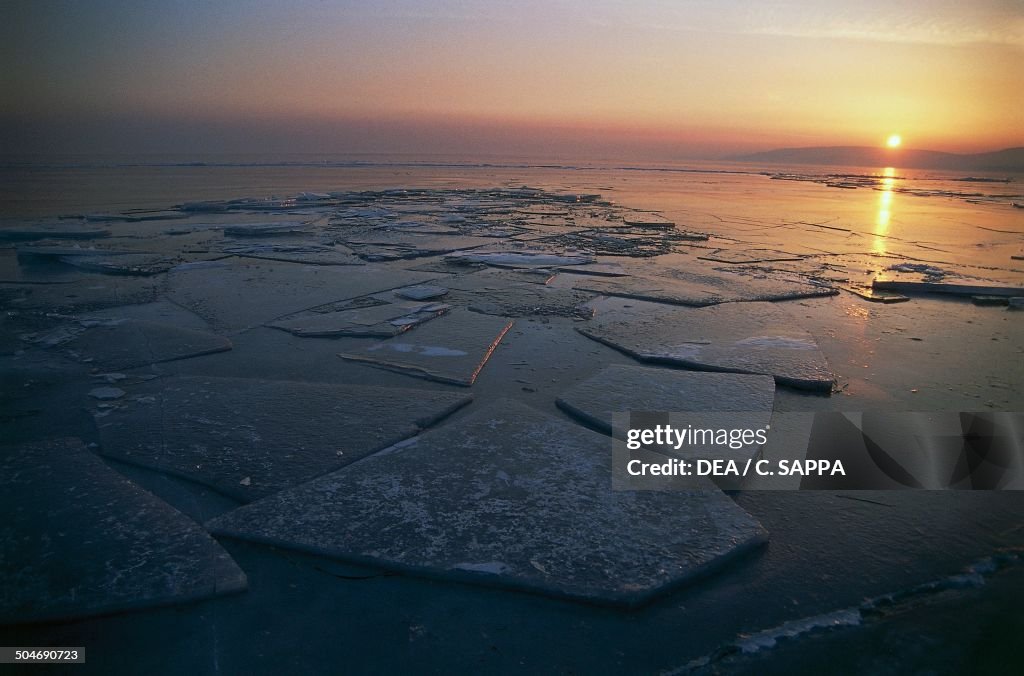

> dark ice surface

[
  {"left": 208, "top": 400, "right": 766, "bottom": 606},
  {"left": 338, "top": 309, "right": 513, "bottom": 386},
  {"left": 0, "top": 438, "right": 246, "bottom": 625},
  {"left": 167, "top": 260, "right": 436, "bottom": 333},
  {"left": 557, "top": 364, "right": 775, "bottom": 461},
  {"left": 95, "top": 376, "right": 472, "bottom": 501},
  {"left": 578, "top": 298, "right": 835, "bottom": 391}
]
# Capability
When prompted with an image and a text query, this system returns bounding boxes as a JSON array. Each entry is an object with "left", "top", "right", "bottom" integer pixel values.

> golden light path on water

[{"left": 873, "top": 166, "right": 896, "bottom": 255}]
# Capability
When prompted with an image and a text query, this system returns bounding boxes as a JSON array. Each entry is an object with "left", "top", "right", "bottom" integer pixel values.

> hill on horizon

[{"left": 730, "top": 146, "right": 1024, "bottom": 173}]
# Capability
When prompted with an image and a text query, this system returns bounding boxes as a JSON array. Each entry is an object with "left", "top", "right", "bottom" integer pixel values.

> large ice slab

[
  {"left": 223, "top": 243, "right": 365, "bottom": 266},
  {"left": 1, "top": 276, "right": 164, "bottom": 311},
  {"left": 0, "top": 438, "right": 246, "bottom": 624},
  {"left": 872, "top": 270, "right": 1023, "bottom": 298},
  {"left": 445, "top": 274, "right": 595, "bottom": 318},
  {"left": 269, "top": 301, "right": 450, "bottom": 337},
  {"left": 95, "top": 377, "right": 472, "bottom": 502},
  {"left": 207, "top": 400, "right": 766, "bottom": 606},
  {"left": 394, "top": 284, "right": 449, "bottom": 300},
  {"left": 167, "top": 260, "right": 435, "bottom": 333},
  {"left": 578, "top": 300, "right": 834, "bottom": 391},
  {"left": 339, "top": 233, "right": 494, "bottom": 261},
  {"left": 839, "top": 284, "right": 910, "bottom": 304},
  {"left": 571, "top": 267, "right": 835, "bottom": 306},
  {"left": 56, "top": 253, "right": 173, "bottom": 276},
  {"left": 556, "top": 365, "right": 775, "bottom": 460},
  {"left": 36, "top": 319, "right": 232, "bottom": 370},
  {"left": 338, "top": 309, "right": 513, "bottom": 386},
  {"left": 0, "top": 225, "right": 110, "bottom": 241}
]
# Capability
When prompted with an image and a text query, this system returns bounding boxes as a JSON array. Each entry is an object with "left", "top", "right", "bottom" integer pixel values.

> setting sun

[{"left": 886, "top": 134, "right": 902, "bottom": 148}]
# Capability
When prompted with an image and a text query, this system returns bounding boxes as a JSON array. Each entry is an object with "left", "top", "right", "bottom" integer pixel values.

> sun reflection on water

[{"left": 873, "top": 167, "right": 896, "bottom": 255}]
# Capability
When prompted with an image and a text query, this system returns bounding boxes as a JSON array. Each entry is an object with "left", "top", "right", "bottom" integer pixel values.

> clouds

[{"left": 738, "top": 4, "right": 1024, "bottom": 48}]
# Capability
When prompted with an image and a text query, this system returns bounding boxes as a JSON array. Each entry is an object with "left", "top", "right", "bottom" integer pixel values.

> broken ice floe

[
  {"left": 459, "top": 267, "right": 556, "bottom": 285},
  {"left": 395, "top": 284, "right": 449, "bottom": 301},
  {"left": 338, "top": 309, "right": 512, "bottom": 386},
  {"left": 4, "top": 185, "right": 721, "bottom": 322},
  {"left": 222, "top": 243, "right": 364, "bottom": 266},
  {"left": 269, "top": 301, "right": 450, "bottom": 337},
  {"left": 180, "top": 200, "right": 231, "bottom": 212},
  {"left": 206, "top": 400, "right": 766, "bottom": 606},
  {"left": 569, "top": 265, "right": 836, "bottom": 307},
  {"left": 556, "top": 365, "right": 774, "bottom": 461},
  {"left": 76, "top": 210, "right": 190, "bottom": 223},
  {"left": 556, "top": 262, "right": 629, "bottom": 277},
  {"left": 872, "top": 267, "right": 1023, "bottom": 298},
  {"left": 31, "top": 318, "right": 231, "bottom": 370},
  {"left": 886, "top": 263, "right": 948, "bottom": 281},
  {"left": 971, "top": 295, "right": 1011, "bottom": 306},
  {"left": 338, "top": 232, "right": 494, "bottom": 261},
  {"left": 0, "top": 275, "right": 165, "bottom": 311},
  {"left": 13, "top": 244, "right": 177, "bottom": 277},
  {"left": 577, "top": 299, "right": 834, "bottom": 391},
  {"left": 57, "top": 253, "right": 174, "bottom": 276},
  {"left": 698, "top": 249, "right": 804, "bottom": 264},
  {"left": 0, "top": 438, "right": 246, "bottom": 624},
  {"left": 838, "top": 284, "right": 910, "bottom": 304},
  {"left": 167, "top": 259, "right": 435, "bottom": 333},
  {"left": 95, "top": 376, "right": 471, "bottom": 501},
  {"left": 549, "top": 230, "right": 703, "bottom": 257},
  {"left": 444, "top": 273, "right": 594, "bottom": 318}
]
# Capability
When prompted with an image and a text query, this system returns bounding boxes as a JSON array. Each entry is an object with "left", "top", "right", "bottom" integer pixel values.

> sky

[{"left": 2, "top": 0, "right": 1022, "bottom": 158}]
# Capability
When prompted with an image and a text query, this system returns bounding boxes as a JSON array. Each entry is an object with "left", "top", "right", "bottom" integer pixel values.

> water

[
  {"left": 1, "top": 153, "right": 1021, "bottom": 285},
  {"left": 1, "top": 152, "right": 1021, "bottom": 212}
]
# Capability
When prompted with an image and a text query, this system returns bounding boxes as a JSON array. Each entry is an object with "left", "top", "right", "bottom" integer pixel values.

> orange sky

[{"left": 2, "top": 1, "right": 1022, "bottom": 156}]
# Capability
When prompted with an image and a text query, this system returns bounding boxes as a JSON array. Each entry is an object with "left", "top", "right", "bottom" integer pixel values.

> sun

[{"left": 886, "top": 134, "right": 902, "bottom": 148}]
